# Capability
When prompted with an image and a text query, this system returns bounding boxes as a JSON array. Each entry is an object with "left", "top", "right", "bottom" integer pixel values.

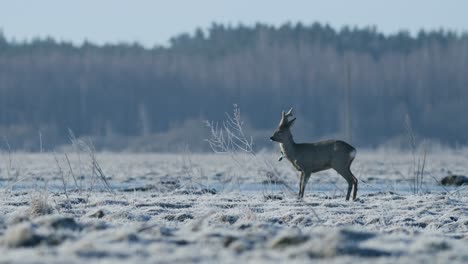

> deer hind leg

[
  {"left": 351, "top": 170, "right": 358, "bottom": 200},
  {"left": 347, "top": 156, "right": 358, "bottom": 200},
  {"left": 334, "top": 165, "right": 354, "bottom": 201},
  {"left": 345, "top": 177, "right": 353, "bottom": 201},
  {"left": 343, "top": 168, "right": 358, "bottom": 201}
]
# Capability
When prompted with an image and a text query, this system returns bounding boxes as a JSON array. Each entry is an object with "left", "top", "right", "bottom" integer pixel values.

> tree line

[{"left": 0, "top": 23, "right": 467, "bottom": 151}]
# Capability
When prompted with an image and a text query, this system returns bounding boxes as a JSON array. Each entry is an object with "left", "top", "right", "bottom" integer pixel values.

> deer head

[{"left": 270, "top": 108, "right": 296, "bottom": 143}]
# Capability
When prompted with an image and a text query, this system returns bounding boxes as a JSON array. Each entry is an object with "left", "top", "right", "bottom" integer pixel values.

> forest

[{"left": 0, "top": 23, "right": 467, "bottom": 151}]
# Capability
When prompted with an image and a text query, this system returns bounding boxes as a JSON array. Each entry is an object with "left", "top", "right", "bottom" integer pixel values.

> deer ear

[
  {"left": 279, "top": 110, "right": 286, "bottom": 126},
  {"left": 287, "top": 117, "right": 296, "bottom": 127}
]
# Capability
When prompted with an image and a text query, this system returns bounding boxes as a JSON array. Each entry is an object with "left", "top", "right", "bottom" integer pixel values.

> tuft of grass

[
  {"left": 29, "top": 192, "right": 53, "bottom": 217},
  {"left": 404, "top": 114, "right": 427, "bottom": 195},
  {"left": 3, "top": 223, "right": 42, "bottom": 248},
  {"left": 68, "top": 129, "right": 113, "bottom": 194}
]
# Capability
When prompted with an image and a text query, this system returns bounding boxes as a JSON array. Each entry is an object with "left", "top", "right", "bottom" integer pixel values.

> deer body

[{"left": 271, "top": 109, "right": 358, "bottom": 200}]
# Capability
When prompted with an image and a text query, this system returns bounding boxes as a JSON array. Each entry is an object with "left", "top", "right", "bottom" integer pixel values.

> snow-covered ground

[{"left": 0, "top": 150, "right": 467, "bottom": 263}]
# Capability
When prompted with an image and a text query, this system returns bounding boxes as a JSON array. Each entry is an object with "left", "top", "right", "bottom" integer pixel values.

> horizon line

[{"left": 1, "top": 21, "right": 466, "bottom": 49}]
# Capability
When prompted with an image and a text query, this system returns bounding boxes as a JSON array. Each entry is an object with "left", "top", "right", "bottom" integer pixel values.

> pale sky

[{"left": 0, "top": 0, "right": 467, "bottom": 47}]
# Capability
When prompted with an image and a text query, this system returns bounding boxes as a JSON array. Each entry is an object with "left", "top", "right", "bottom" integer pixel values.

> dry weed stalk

[
  {"left": 68, "top": 129, "right": 113, "bottom": 194},
  {"left": 404, "top": 114, "right": 427, "bottom": 194}
]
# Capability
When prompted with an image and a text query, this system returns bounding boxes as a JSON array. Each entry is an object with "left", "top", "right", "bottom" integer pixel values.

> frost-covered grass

[{"left": 0, "top": 151, "right": 467, "bottom": 263}]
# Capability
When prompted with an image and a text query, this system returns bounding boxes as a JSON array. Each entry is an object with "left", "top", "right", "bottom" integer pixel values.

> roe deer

[{"left": 270, "top": 108, "right": 358, "bottom": 200}]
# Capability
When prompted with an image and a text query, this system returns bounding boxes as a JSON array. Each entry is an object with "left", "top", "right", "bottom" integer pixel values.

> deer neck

[{"left": 279, "top": 134, "right": 296, "bottom": 159}]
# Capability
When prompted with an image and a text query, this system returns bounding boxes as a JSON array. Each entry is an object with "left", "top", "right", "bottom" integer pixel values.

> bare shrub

[{"left": 205, "top": 104, "right": 295, "bottom": 195}]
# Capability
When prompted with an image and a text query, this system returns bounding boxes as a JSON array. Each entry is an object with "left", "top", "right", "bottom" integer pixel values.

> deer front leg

[
  {"left": 278, "top": 151, "right": 284, "bottom": 161},
  {"left": 298, "top": 171, "right": 305, "bottom": 199}
]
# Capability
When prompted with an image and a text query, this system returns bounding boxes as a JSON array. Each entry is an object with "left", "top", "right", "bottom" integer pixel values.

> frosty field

[{"left": 0, "top": 150, "right": 467, "bottom": 263}]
